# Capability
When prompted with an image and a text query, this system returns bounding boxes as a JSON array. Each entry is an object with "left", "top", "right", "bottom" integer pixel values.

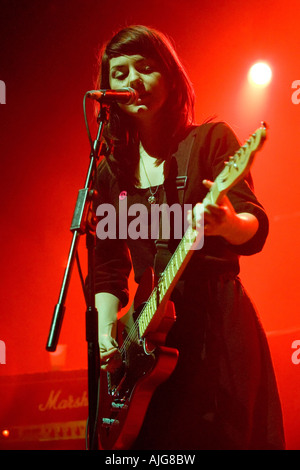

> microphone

[{"left": 86, "top": 87, "right": 138, "bottom": 105}]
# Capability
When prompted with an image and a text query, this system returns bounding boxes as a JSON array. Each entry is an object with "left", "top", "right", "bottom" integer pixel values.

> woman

[{"left": 93, "top": 25, "right": 285, "bottom": 450}]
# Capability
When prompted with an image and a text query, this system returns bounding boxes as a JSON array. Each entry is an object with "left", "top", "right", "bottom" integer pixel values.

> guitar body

[{"left": 98, "top": 267, "right": 179, "bottom": 450}]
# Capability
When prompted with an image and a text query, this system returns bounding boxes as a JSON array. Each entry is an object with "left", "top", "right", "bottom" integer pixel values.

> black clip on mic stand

[{"left": 46, "top": 103, "right": 110, "bottom": 450}]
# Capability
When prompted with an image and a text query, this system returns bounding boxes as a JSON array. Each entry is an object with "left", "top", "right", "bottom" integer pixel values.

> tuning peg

[{"left": 260, "top": 121, "right": 268, "bottom": 129}]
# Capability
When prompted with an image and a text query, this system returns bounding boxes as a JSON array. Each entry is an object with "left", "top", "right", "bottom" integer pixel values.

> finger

[
  {"left": 101, "top": 349, "right": 122, "bottom": 372},
  {"left": 205, "top": 204, "right": 226, "bottom": 218},
  {"left": 193, "top": 204, "right": 204, "bottom": 228},
  {"left": 187, "top": 209, "right": 193, "bottom": 226},
  {"left": 100, "top": 347, "right": 118, "bottom": 363},
  {"left": 187, "top": 208, "right": 202, "bottom": 230},
  {"left": 202, "top": 179, "right": 213, "bottom": 189}
]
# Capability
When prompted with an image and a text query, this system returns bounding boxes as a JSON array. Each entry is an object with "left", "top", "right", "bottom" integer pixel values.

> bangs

[{"left": 104, "top": 25, "right": 170, "bottom": 70}]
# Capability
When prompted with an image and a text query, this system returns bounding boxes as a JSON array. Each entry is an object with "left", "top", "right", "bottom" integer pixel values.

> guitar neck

[{"left": 138, "top": 225, "right": 199, "bottom": 337}]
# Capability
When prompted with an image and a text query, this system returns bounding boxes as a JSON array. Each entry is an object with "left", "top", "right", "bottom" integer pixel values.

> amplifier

[{"left": 0, "top": 369, "right": 89, "bottom": 449}]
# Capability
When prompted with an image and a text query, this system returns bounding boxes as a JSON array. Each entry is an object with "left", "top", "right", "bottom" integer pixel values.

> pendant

[{"left": 148, "top": 195, "right": 156, "bottom": 204}]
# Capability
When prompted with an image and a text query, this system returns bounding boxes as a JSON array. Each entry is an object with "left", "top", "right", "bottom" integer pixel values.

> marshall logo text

[{"left": 38, "top": 389, "right": 88, "bottom": 412}]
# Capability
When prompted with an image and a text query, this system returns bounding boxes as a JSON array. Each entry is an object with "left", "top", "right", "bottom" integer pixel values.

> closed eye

[
  {"left": 138, "top": 64, "right": 154, "bottom": 74},
  {"left": 111, "top": 65, "right": 153, "bottom": 80},
  {"left": 113, "top": 72, "right": 126, "bottom": 80},
  {"left": 111, "top": 68, "right": 127, "bottom": 80},
  {"left": 109, "top": 57, "right": 159, "bottom": 81}
]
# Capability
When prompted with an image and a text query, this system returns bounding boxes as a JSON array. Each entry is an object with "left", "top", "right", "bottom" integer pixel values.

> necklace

[{"left": 140, "top": 149, "right": 164, "bottom": 205}]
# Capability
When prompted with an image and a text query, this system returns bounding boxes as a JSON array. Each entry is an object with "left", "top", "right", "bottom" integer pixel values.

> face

[{"left": 109, "top": 54, "right": 168, "bottom": 122}]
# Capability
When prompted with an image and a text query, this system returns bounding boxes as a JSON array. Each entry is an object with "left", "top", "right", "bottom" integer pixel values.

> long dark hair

[{"left": 96, "top": 25, "right": 195, "bottom": 185}]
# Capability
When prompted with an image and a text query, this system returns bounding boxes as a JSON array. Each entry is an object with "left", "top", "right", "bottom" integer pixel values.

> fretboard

[{"left": 138, "top": 224, "right": 200, "bottom": 338}]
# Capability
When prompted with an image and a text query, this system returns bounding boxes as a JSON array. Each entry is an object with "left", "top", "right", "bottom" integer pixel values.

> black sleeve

[
  {"left": 203, "top": 122, "right": 269, "bottom": 256},
  {"left": 93, "top": 159, "right": 132, "bottom": 307}
]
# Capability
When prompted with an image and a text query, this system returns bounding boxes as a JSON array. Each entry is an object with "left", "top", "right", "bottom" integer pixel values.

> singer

[{"left": 93, "top": 25, "right": 285, "bottom": 450}]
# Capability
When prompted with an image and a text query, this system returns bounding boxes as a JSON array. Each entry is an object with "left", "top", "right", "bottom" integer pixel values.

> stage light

[
  {"left": 248, "top": 62, "right": 272, "bottom": 87},
  {"left": 2, "top": 429, "right": 10, "bottom": 438}
]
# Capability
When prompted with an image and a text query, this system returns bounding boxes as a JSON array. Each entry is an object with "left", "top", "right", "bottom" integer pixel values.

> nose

[{"left": 128, "top": 68, "right": 144, "bottom": 91}]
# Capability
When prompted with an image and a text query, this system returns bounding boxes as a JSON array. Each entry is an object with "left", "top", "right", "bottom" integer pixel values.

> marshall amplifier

[{"left": 0, "top": 369, "right": 89, "bottom": 449}]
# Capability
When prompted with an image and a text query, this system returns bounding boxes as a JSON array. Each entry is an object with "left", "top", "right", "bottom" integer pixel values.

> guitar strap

[{"left": 153, "top": 126, "right": 199, "bottom": 277}]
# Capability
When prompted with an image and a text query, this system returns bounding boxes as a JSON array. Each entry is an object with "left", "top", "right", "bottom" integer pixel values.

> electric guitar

[{"left": 98, "top": 123, "right": 267, "bottom": 450}]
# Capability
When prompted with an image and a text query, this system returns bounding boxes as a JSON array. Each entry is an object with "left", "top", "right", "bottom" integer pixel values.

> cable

[{"left": 83, "top": 92, "right": 95, "bottom": 152}]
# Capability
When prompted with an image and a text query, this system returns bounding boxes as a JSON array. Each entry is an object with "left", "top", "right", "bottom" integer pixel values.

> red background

[{"left": 0, "top": 0, "right": 299, "bottom": 449}]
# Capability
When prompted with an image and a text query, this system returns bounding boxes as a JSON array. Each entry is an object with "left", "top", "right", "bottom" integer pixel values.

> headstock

[{"left": 215, "top": 122, "right": 267, "bottom": 197}]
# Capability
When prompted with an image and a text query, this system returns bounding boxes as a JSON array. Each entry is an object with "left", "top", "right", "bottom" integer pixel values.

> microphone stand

[{"left": 46, "top": 104, "right": 110, "bottom": 450}]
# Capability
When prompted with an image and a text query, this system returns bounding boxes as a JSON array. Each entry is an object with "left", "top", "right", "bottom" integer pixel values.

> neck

[
  {"left": 135, "top": 110, "right": 169, "bottom": 160},
  {"left": 138, "top": 124, "right": 160, "bottom": 157}
]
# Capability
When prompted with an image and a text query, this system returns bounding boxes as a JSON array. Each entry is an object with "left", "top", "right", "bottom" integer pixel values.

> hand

[
  {"left": 187, "top": 179, "right": 235, "bottom": 236},
  {"left": 201, "top": 179, "right": 237, "bottom": 238},
  {"left": 99, "top": 334, "right": 122, "bottom": 372},
  {"left": 187, "top": 180, "right": 259, "bottom": 244}
]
